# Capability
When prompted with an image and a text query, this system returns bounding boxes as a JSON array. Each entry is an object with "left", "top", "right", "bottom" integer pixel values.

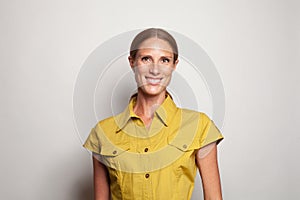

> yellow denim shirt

[{"left": 83, "top": 94, "right": 223, "bottom": 200}]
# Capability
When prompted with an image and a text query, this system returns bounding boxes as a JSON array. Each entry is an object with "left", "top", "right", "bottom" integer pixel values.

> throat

[
  {"left": 140, "top": 115, "right": 154, "bottom": 129},
  {"left": 133, "top": 110, "right": 154, "bottom": 128},
  {"left": 132, "top": 90, "right": 166, "bottom": 128}
]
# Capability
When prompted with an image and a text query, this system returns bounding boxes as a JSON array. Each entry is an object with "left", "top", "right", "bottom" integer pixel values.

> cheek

[
  {"left": 162, "top": 67, "right": 174, "bottom": 78},
  {"left": 133, "top": 67, "right": 147, "bottom": 85},
  {"left": 164, "top": 74, "right": 172, "bottom": 84},
  {"left": 134, "top": 66, "right": 148, "bottom": 76}
]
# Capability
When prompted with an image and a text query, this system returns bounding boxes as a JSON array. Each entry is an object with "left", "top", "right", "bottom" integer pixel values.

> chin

[{"left": 140, "top": 85, "right": 166, "bottom": 96}]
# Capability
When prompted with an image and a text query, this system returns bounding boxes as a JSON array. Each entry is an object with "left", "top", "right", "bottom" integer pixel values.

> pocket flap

[
  {"left": 100, "top": 143, "right": 130, "bottom": 156},
  {"left": 168, "top": 139, "right": 198, "bottom": 151}
]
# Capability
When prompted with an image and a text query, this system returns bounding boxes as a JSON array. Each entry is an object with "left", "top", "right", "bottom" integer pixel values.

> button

[
  {"left": 145, "top": 173, "right": 150, "bottom": 178},
  {"left": 112, "top": 150, "right": 117, "bottom": 155},
  {"left": 144, "top": 148, "right": 149, "bottom": 152},
  {"left": 182, "top": 144, "right": 187, "bottom": 149}
]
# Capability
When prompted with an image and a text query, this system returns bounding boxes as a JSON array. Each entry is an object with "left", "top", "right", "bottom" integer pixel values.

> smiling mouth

[{"left": 145, "top": 77, "right": 163, "bottom": 85}]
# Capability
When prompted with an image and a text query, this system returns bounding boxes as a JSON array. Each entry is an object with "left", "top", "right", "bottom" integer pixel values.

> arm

[
  {"left": 92, "top": 156, "right": 110, "bottom": 200},
  {"left": 196, "top": 143, "right": 223, "bottom": 200}
]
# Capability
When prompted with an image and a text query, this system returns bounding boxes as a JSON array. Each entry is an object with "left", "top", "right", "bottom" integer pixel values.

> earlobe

[{"left": 174, "top": 59, "right": 179, "bottom": 69}]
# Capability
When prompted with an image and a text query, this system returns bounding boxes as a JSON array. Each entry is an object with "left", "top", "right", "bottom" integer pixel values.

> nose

[{"left": 149, "top": 63, "right": 160, "bottom": 76}]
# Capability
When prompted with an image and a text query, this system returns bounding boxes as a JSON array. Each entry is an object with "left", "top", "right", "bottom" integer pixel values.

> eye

[
  {"left": 161, "top": 57, "right": 170, "bottom": 63},
  {"left": 141, "top": 56, "right": 151, "bottom": 62}
]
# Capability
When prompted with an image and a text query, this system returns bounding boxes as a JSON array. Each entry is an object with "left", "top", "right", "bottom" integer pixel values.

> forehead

[{"left": 137, "top": 38, "right": 173, "bottom": 53}]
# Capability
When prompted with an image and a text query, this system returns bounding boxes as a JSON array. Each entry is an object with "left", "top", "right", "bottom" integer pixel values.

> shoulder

[
  {"left": 179, "top": 108, "right": 211, "bottom": 123},
  {"left": 94, "top": 112, "right": 123, "bottom": 133},
  {"left": 97, "top": 115, "right": 117, "bottom": 126}
]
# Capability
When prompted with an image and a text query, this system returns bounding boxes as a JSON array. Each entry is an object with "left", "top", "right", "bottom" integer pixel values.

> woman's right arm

[{"left": 92, "top": 156, "right": 110, "bottom": 200}]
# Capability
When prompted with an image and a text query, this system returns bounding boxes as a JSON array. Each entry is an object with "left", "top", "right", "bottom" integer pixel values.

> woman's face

[{"left": 129, "top": 38, "right": 178, "bottom": 97}]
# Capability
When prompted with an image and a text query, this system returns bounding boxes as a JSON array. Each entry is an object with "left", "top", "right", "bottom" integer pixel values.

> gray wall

[{"left": 0, "top": 0, "right": 299, "bottom": 199}]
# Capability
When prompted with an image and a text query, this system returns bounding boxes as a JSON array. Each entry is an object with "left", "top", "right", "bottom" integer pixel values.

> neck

[{"left": 133, "top": 89, "right": 166, "bottom": 126}]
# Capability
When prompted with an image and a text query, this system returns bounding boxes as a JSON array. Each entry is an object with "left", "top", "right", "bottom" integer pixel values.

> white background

[{"left": 0, "top": 0, "right": 299, "bottom": 199}]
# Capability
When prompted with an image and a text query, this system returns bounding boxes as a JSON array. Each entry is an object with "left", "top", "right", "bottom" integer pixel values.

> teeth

[{"left": 147, "top": 78, "right": 161, "bottom": 84}]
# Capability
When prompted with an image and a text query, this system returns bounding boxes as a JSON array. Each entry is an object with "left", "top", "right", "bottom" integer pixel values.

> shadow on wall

[
  {"left": 71, "top": 171, "right": 94, "bottom": 200},
  {"left": 37, "top": 150, "right": 93, "bottom": 200}
]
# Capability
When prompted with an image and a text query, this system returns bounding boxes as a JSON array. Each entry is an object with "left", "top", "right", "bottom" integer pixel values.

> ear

[
  {"left": 128, "top": 56, "right": 135, "bottom": 68},
  {"left": 173, "top": 59, "right": 179, "bottom": 70}
]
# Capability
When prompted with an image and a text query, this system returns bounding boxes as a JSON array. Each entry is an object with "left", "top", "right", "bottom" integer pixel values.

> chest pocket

[
  {"left": 167, "top": 127, "right": 201, "bottom": 152},
  {"left": 167, "top": 129, "right": 200, "bottom": 167},
  {"left": 97, "top": 141, "right": 130, "bottom": 171}
]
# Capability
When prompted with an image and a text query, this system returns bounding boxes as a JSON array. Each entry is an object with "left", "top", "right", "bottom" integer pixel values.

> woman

[{"left": 84, "top": 28, "right": 224, "bottom": 200}]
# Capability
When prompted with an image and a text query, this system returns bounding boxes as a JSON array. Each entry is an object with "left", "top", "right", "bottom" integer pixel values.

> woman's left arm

[{"left": 196, "top": 143, "right": 223, "bottom": 200}]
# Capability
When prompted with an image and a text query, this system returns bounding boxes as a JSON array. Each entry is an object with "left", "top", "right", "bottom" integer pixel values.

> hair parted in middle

[{"left": 129, "top": 28, "right": 178, "bottom": 64}]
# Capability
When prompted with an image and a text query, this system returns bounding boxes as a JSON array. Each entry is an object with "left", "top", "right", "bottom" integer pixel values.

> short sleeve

[
  {"left": 199, "top": 113, "right": 224, "bottom": 148},
  {"left": 83, "top": 126, "right": 101, "bottom": 154}
]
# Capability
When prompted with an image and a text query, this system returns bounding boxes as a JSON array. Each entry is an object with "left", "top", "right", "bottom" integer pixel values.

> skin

[
  {"left": 128, "top": 38, "right": 178, "bottom": 127},
  {"left": 92, "top": 37, "right": 222, "bottom": 200},
  {"left": 196, "top": 143, "right": 223, "bottom": 200},
  {"left": 92, "top": 156, "right": 110, "bottom": 200}
]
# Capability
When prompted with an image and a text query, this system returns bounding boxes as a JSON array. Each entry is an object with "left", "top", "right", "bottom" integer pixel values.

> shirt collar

[{"left": 115, "top": 93, "right": 178, "bottom": 133}]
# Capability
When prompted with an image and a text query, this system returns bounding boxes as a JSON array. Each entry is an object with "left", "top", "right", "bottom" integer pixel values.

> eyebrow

[
  {"left": 161, "top": 56, "right": 173, "bottom": 59},
  {"left": 137, "top": 54, "right": 174, "bottom": 59}
]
